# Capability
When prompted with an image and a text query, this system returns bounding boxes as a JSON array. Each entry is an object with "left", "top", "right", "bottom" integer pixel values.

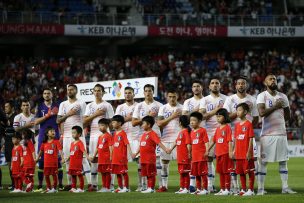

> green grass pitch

[{"left": 0, "top": 158, "right": 304, "bottom": 203}]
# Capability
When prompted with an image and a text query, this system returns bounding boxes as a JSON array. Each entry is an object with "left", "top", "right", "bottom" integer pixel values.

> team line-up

[{"left": 6, "top": 74, "right": 296, "bottom": 196}]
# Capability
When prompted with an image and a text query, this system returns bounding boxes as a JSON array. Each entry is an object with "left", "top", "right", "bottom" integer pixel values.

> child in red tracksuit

[
  {"left": 36, "top": 127, "right": 64, "bottom": 193},
  {"left": 90, "top": 118, "right": 113, "bottom": 192},
  {"left": 208, "top": 108, "right": 233, "bottom": 196},
  {"left": 10, "top": 133, "right": 23, "bottom": 193},
  {"left": 22, "top": 129, "right": 36, "bottom": 193},
  {"left": 67, "top": 126, "right": 90, "bottom": 193}
]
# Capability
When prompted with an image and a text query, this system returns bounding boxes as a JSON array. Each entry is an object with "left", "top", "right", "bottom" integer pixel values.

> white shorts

[
  {"left": 127, "top": 140, "right": 140, "bottom": 162},
  {"left": 63, "top": 136, "right": 87, "bottom": 159},
  {"left": 160, "top": 142, "right": 176, "bottom": 161},
  {"left": 253, "top": 139, "right": 258, "bottom": 158},
  {"left": 260, "top": 135, "right": 289, "bottom": 163},
  {"left": 89, "top": 136, "right": 99, "bottom": 156}
]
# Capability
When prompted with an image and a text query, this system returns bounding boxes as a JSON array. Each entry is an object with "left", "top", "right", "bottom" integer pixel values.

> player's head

[
  {"left": 4, "top": 100, "right": 14, "bottom": 114},
  {"left": 44, "top": 126, "right": 56, "bottom": 142},
  {"left": 93, "top": 84, "right": 105, "bottom": 99},
  {"left": 21, "top": 99, "right": 30, "bottom": 113},
  {"left": 144, "top": 84, "right": 154, "bottom": 100},
  {"left": 111, "top": 115, "right": 125, "bottom": 129},
  {"left": 179, "top": 115, "right": 190, "bottom": 129},
  {"left": 12, "top": 132, "right": 22, "bottom": 145},
  {"left": 215, "top": 108, "right": 231, "bottom": 124},
  {"left": 235, "top": 76, "right": 248, "bottom": 94},
  {"left": 192, "top": 80, "right": 203, "bottom": 96},
  {"left": 43, "top": 87, "right": 53, "bottom": 102},
  {"left": 236, "top": 103, "right": 250, "bottom": 119},
  {"left": 124, "top": 87, "right": 135, "bottom": 102},
  {"left": 98, "top": 118, "right": 110, "bottom": 133},
  {"left": 209, "top": 77, "right": 221, "bottom": 94},
  {"left": 141, "top": 115, "right": 155, "bottom": 131},
  {"left": 67, "top": 84, "right": 78, "bottom": 99},
  {"left": 22, "top": 129, "right": 34, "bottom": 147},
  {"left": 264, "top": 74, "right": 278, "bottom": 91},
  {"left": 189, "top": 111, "right": 203, "bottom": 129},
  {"left": 72, "top": 125, "right": 83, "bottom": 139},
  {"left": 166, "top": 88, "right": 178, "bottom": 106}
]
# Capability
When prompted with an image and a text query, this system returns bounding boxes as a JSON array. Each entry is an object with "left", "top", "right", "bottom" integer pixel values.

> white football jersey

[{"left": 13, "top": 113, "right": 36, "bottom": 132}]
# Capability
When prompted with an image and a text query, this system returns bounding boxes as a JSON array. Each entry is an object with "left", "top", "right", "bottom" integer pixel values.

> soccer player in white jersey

[
  {"left": 57, "top": 84, "right": 91, "bottom": 190},
  {"left": 115, "top": 86, "right": 141, "bottom": 190},
  {"left": 132, "top": 84, "right": 163, "bottom": 191},
  {"left": 182, "top": 80, "right": 204, "bottom": 192},
  {"left": 83, "top": 84, "right": 114, "bottom": 191},
  {"left": 13, "top": 99, "right": 35, "bottom": 133},
  {"left": 157, "top": 88, "right": 183, "bottom": 192},
  {"left": 199, "top": 78, "right": 227, "bottom": 192},
  {"left": 256, "top": 74, "right": 296, "bottom": 195},
  {"left": 223, "top": 76, "right": 259, "bottom": 194}
]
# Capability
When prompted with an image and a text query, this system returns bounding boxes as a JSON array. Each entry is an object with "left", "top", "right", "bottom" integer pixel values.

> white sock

[
  {"left": 207, "top": 162, "right": 214, "bottom": 188},
  {"left": 142, "top": 176, "right": 147, "bottom": 190},
  {"left": 254, "top": 160, "right": 259, "bottom": 178},
  {"left": 211, "top": 162, "right": 215, "bottom": 186},
  {"left": 230, "top": 172, "right": 238, "bottom": 191},
  {"left": 111, "top": 174, "right": 115, "bottom": 188},
  {"left": 279, "top": 161, "right": 288, "bottom": 189},
  {"left": 82, "top": 157, "right": 91, "bottom": 184},
  {"left": 91, "top": 163, "right": 98, "bottom": 186},
  {"left": 156, "top": 157, "right": 162, "bottom": 188},
  {"left": 190, "top": 175, "right": 196, "bottom": 187},
  {"left": 65, "top": 162, "right": 71, "bottom": 185},
  {"left": 258, "top": 161, "right": 267, "bottom": 191},
  {"left": 161, "top": 162, "right": 169, "bottom": 188}
]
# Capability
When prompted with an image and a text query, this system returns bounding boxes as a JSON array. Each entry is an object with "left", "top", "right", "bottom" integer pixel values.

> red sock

[
  {"left": 240, "top": 174, "right": 246, "bottom": 190},
  {"left": 179, "top": 174, "right": 184, "bottom": 188},
  {"left": 72, "top": 175, "right": 77, "bottom": 189},
  {"left": 13, "top": 177, "right": 18, "bottom": 189},
  {"left": 18, "top": 177, "right": 22, "bottom": 190},
  {"left": 249, "top": 171, "right": 255, "bottom": 190},
  {"left": 24, "top": 176, "right": 30, "bottom": 185},
  {"left": 106, "top": 173, "right": 111, "bottom": 189},
  {"left": 117, "top": 174, "right": 123, "bottom": 188},
  {"left": 45, "top": 176, "right": 51, "bottom": 189},
  {"left": 195, "top": 176, "right": 201, "bottom": 190},
  {"left": 220, "top": 173, "right": 225, "bottom": 190},
  {"left": 123, "top": 173, "right": 129, "bottom": 188},
  {"left": 184, "top": 173, "right": 190, "bottom": 189},
  {"left": 101, "top": 173, "right": 106, "bottom": 188},
  {"left": 78, "top": 175, "right": 84, "bottom": 190},
  {"left": 225, "top": 173, "right": 231, "bottom": 190},
  {"left": 202, "top": 175, "right": 207, "bottom": 190},
  {"left": 147, "top": 176, "right": 155, "bottom": 189},
  {"left": 53, "top": 174, "right": 58, "bottom": 189}
]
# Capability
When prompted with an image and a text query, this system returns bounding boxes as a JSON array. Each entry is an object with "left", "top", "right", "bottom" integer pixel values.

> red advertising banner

[
  {"left": 0, "top": 24, "right": 64, "bottom": 35},
  {"left": 148, "top": 26, "right": 227, "bottom": 37}
]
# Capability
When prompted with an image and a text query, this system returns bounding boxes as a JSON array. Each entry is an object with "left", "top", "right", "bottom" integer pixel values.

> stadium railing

[{"left": 1, "top": 11, "right": 303, "bottom": 26}]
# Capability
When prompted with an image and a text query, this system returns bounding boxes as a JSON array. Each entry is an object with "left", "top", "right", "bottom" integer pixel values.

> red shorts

[
  {"left": 235, "top": 159, "right": 255, "bottom": 174},
  {"left": 44, "top": 167, "right": 58, "bottom": 176},
  {"left": 23, "top": 168, "right": 35, "bottom": 177},
  {"left": 216, "top": 154, "right": 233, "bottom": 174},
  {"left": 111, "top": 164, "right": 128, "bottom": 174},
  {"left": 191, "top": 161, "right": 208, "bottom": 176},
  {"left": 12, "top": 172, "right": 22, "bottom": 178},
  {"left": 98, "top": 164, "right": 112, "bottom": 173},
  {"left": 141, "top": 163, "right": 156, "bottom": 177},
  {"left": 68, "top": 169, "right": 82, "bottom": 176},
  {"left": 178, "top": 164, "right": 191, "bottom": 174}
]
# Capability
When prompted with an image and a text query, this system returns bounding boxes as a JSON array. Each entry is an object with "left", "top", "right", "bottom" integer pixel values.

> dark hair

[
  {"left": 72, "top": 125, "right": 83, "bottom": 135},
  {"left": 192, "top": 80, "right": 203, "bottom": 86},
  {"left": 209, "top": 77, "right": 220, "bottom": 84},
  {"left": 21, "top": 98, "right": 30, "bottom": 104},
  {"left": 236, "top": 102, "right": 250, "bottom": 113},
  {"left": 98, "top": 118, "right": 111, "bottom": 125},
  {"left": 112, "top": 115, "right": 125, "bottom": 125},
  {"left": 22, "top": 129, "right": 34, "bottom": 147},
  {"left": 43, "top": 126, "right": 55, "bottom": 143},
  {"left": 43, "top": 87, "right": 52, "bottom": 92},
  {"left": 124, "top": 86, "right": 134, "bottom": 92},
  {"left": 144, "top": 84, "right": 154, "bottom": 92},
  {"left": 189, "top": 111, "right": 203, "bottom": 121},
  {"left": 236, "top": 75, "right": 248, "bottom": 83},
  {"left": 166, "top": 88, "right": 178, "bottom": 94},
  {"left": 5, "top": 100, "right": 14, "bottom": 108},
  {"left": 179, "top": 115, "right": 191, "bottom": 133},
  {"left": 215, "top": 108, "right": 231, "bottom": 124},
  {"left": 142, "top": 116, "right": 155, "bottom": 127},
  {"left": 12, "top": 132, "right": 22, "bottom": 140},
  {"left": 94, "top": 84, "right": 105, "bottom": 92},
  {"left": 68, "top": 84, "right": 78, "bottom": 91}
]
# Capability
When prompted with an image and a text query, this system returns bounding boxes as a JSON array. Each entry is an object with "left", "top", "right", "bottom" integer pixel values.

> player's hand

[
  {"left": 246, "top": 151, "right": 252, "bottom": 161},
  {"left": 229, "top": 152, "right": 234, "bottom": 159},
  {"left": 67, "top": 107, "right": 79, "bottom": 117},
  {"left": 171, "top": 110, "right": 182, "bottom": 119},
  {"left": 131, "top": 153, "right": 136, "bottom": 159},
  {"left": 204, "top": 151, "right": 209, "bottom": 158},
  {"left": 165, "top": 148, "right": 171, "bottom": 154},
  {"left": 1, "top": 145, "right": 4, "bottom": 152},
  {"left": 275, "top": 99, "right": 284, "bottom": 109},
  {"left": 124, "top": 113, "right": 133, "bottom": 122},
  {"left": 94, "top": 108, "right": 105, "bottom": 117},
  {"left": 61, "top": 159, "right": 65, "bottom": 164},
  {"left": 148, "top": 110, "right": 157, "bottom": 117}
]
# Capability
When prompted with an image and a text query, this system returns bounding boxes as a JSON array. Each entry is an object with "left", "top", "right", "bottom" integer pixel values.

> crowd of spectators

[{"left": 0, "top": 49, "right": 303, "bottom": 129}]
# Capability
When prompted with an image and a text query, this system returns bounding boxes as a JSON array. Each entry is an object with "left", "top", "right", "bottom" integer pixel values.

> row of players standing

[{"left": 6, "top": 74, "right": 295, "bottom": 195}]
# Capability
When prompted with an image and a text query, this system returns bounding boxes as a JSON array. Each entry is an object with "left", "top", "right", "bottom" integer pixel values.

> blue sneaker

[{"left": 189, "top": 186, "right": 196, "bottom": 193}]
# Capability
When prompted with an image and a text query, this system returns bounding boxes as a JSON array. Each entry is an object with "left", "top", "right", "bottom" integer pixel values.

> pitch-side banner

[
  {"left": 0, "top": 24, "right": 64, "bottom": 35},
  {"left": 228, "top": 26, "right": 304, "bottom": 37},
  {"left": 64, "top": 25, "right": 148, "bottom": 37},
  {"left": 75, "top": 77, "right": 158, "bottom": 102}
]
